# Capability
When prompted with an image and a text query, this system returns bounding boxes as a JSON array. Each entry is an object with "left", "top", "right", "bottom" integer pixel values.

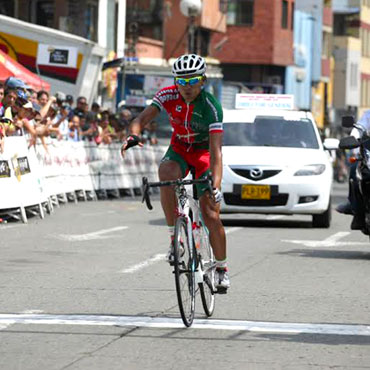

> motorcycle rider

[{"left": 336, "top": 110, "right": 370, "bottom": 232}]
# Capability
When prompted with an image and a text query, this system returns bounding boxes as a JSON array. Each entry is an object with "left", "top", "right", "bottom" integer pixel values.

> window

[
  {"left": 227, "top": 0, "right": 254, "bottom": 26},
  {"left": 84, "top": 2, "right": 98, "bottom": 41},
  {"left": 0, "top": 0, "right": 16, "bottom": 17},
  {"left": 291, "top": 1, "right": 294, "bottom": 30},
  {"left": 282, "top": 0, "right": 288, "bottom": 29},
  {"left": 223, "top": 118, "right": 319, "bottom": 149},
  {"left": 31, "top": 0, "right": 54, "bottom": 28}
]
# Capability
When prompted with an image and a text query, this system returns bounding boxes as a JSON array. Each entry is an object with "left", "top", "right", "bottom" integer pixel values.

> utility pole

[{"left": 116, "top": 0, "right": 126, "bottom": 107}]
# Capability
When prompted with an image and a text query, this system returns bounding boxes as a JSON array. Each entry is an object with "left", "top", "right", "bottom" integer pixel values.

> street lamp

[{"left": 180, "top": 0, "right": 202, "bottom": 54}]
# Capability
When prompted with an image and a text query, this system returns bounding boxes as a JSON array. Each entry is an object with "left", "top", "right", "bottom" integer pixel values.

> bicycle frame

[
  {"left": 175, "top": 183, "right": 205, "bottom": 284},
  {"left": 142, "top": 175, "right": 215, "bottom": 276},
  {"left": 141, "top": 174, "right": 216, "bottom": 326}
]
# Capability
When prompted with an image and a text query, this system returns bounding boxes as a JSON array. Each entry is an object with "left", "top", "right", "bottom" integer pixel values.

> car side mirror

[
  {"left": 339, "top": 136, "right": 359, "bottom": 150},
  {"left": 341, "top": 115, "right": 355, "bottom": 128},
  {"left": 323, "top": 138, "right": 339, "bottom": 151}
]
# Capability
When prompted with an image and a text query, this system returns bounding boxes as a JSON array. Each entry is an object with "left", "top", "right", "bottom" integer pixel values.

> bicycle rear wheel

[
  {"left": 198, "top": 220, "right": 215, "bottom": 317},
  {"left": 174, "top": 216, "right": 196, "bottom": 327}
]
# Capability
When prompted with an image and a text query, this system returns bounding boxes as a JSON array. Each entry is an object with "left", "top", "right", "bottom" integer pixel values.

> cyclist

[{"left": 121, "top": 54, "right": 230, "bottom": 291}]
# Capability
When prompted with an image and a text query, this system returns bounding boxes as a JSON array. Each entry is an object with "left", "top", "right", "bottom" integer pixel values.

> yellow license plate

[{"left": 241, "top": 185, "right": 271, "bottom": 200}]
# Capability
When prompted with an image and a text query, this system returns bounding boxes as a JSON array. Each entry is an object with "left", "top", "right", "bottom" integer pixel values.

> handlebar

[{"left": 141, "top": 174, "right": 213, "bottom": 210}]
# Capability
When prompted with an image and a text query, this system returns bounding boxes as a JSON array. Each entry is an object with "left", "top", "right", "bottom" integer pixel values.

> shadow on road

[
  {"left": 221, "top": 218, "right": 313, "bottom": 229},
  {"left": 148, "top": 218, "right": 167, "bottom": 226},
  {"left": 278, "top": 248, "right": 370, "bottom": 261}
]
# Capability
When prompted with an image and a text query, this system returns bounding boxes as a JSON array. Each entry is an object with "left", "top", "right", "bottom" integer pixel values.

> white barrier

[
  {"left": 34, "top": 139, "right": 166, "bottom": 193},
  {"left": 0, "top": 136, "right": 49, "bottom": 222},
  {"left": 0, "top": 136, "right": 167, "bottom": 222}
]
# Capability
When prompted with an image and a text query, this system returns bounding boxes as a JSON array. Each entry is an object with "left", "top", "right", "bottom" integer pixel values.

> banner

[
  {"left": 0, "top": 136, "right": 47, "bottom": 210},
  {"left": 34, "top": 139, "right": 166, "bottom": 193},
  {"left": 0, "top": 136, "right": 167, "bottom": 222}
]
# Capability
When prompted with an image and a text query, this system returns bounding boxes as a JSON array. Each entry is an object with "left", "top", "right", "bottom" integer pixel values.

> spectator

[
  {"left": 67, "top": 114, "right": 80, "bottom": 141},
  {"left": 28, "top": 89, "right": 38, "bottom": 104},
  {"left": 37, "top": 90, "right": 58, "bottom": 121},
  {"left": 55, "top": 91, "right": 66, "bottom": 106},
  {"left": 80, "top": 111, "right": 99, "bottom": 141},
  {"left": 11, "top": 98, "right": 36, "bottom": 137},
  {"left": 37, "top": 90, "right": 49, "bottom": 107},
  {"left": 91, "top": 102, "right": 100, "bottom": 113},
  {"left": 97, "top": 110, "right": 115, "bottom": 144},
  {"left": 118, "top": 108, "right": 132, "bottom": 133},
  {"left": 66, "top": 94, "right": 74, "bottom": 108},
  {"left": 52, "top": 102, "right": 70, "bottom": 140},
  {"left": 1, "top": 88, "right": 17, "bottom": 120},
  {"left": 70, "top": 96, "right": 87, "bottom": 119}
]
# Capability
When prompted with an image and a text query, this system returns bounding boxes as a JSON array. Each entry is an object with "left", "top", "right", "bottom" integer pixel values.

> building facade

[
  {"left": 332, "top": 0, "right": 370, "bottom": 130},
  {"left": 210, "top": 0, "right": 295, "bottom": 108}
]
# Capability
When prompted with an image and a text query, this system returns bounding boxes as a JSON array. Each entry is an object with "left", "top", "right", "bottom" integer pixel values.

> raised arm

[{"left": 121, "top": 105, "right": 160, "bottom": 155}]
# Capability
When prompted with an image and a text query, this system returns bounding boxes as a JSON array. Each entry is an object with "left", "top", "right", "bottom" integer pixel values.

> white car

[{"left": 221, "top": 108, "right": 337, "bottom": 227}]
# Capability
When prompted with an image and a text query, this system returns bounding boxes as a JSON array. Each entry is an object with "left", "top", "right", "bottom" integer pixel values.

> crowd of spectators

[{"left": 0, "top": 77, "right": 158, "bottom": 154}]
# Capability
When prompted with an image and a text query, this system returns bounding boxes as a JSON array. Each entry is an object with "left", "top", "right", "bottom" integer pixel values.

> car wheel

[{"left": 312, "top": 198, "right": 331, "bottom": 228}]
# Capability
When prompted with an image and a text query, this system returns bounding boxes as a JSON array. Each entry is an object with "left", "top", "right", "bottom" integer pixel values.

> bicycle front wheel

[
  {"left": 198, "top": 220, "right": 215, "bottom": 317},
  {"left": 174, "top": 216, "right": 196, "bottom": 327}
]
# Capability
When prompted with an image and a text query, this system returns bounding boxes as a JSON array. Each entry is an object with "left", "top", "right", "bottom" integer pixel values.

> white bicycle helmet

[{"left": 172, "top": 54, "right": 206, "bottom": 77}]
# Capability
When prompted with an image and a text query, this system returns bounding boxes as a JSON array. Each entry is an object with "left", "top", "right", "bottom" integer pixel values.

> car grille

[
  {"left": 223, "top": 193, "right": 289, "bottom": 206},
  {"left": 230, "top": 168, "right": 282, "bottom": 181}
]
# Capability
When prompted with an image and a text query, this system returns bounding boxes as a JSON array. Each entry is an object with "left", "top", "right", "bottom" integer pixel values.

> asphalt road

[{"left": 0, "top": 182, "right": 370, "bottom": 370}]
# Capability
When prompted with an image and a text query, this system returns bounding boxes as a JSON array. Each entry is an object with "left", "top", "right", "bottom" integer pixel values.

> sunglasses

[{"left": 175, "top": 76, "right": 203, "bottom": 86}]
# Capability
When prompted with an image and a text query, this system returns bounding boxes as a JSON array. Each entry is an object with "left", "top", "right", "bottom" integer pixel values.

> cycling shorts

[{"left": 161, "top": 142, "right": 211, "bottom": 197}]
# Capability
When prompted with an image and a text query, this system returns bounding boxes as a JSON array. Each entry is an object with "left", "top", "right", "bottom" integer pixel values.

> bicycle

[{"left": 141, "top": 172, "right": 217, "bottom": 327}]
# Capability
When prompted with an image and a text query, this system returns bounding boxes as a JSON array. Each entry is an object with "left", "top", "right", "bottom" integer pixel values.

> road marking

[
  {"left": 283, "top": 231, "right": 370, "bottom": 247},
  {"left": 225, "top": 227, "right": 243, "bottom": 235},
  {"left": 120, "top": 227, "right": 242, "bottom": 274},
  {"left": 0, "top": 313, "right": 369, "bottom": 336},
  {"left": 55, "top": 226, "right": 128, "bottom": 241},
  {"left": 0, "top": 310, "right": 44, "bottom": 332},
  {"left": 120, "top": 254, "right": 166, "bottom": 273}
]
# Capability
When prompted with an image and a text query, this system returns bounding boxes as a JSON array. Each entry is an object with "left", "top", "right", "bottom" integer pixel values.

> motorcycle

[{"left": 339, "top": 115, "right": 370, "bottom": 235}]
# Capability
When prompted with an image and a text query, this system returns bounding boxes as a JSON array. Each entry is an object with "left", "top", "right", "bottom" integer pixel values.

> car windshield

[{"left": 223, "top": 116, "right": 319, "bottom": 149}]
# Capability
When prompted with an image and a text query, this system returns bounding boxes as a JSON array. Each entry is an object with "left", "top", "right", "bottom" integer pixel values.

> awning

[{"left": 0, "top": 49, "right": 50, "bottom": 91}]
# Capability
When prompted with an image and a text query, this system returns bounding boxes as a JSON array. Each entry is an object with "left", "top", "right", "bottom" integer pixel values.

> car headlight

[{"left": 294, "top": 164, "right": 326, "bottom": 176}]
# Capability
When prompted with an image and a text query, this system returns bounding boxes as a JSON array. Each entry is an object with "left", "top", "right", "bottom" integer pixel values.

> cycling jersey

[{"left": 151, "top": 85, "right": 223, "bottom": 149}]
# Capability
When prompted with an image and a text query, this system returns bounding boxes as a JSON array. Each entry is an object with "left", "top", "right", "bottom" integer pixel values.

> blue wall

[{"left": 285, "top": 0, "right": 323, "bottom": 110}]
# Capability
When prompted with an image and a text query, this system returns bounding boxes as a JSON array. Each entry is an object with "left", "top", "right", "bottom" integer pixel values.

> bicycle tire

[
  {"left": 174, "top": 216, "right": 196, "bottom": 327},
  {"left": 198, "top": 220, "right": 215, "bottom": 317}
]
